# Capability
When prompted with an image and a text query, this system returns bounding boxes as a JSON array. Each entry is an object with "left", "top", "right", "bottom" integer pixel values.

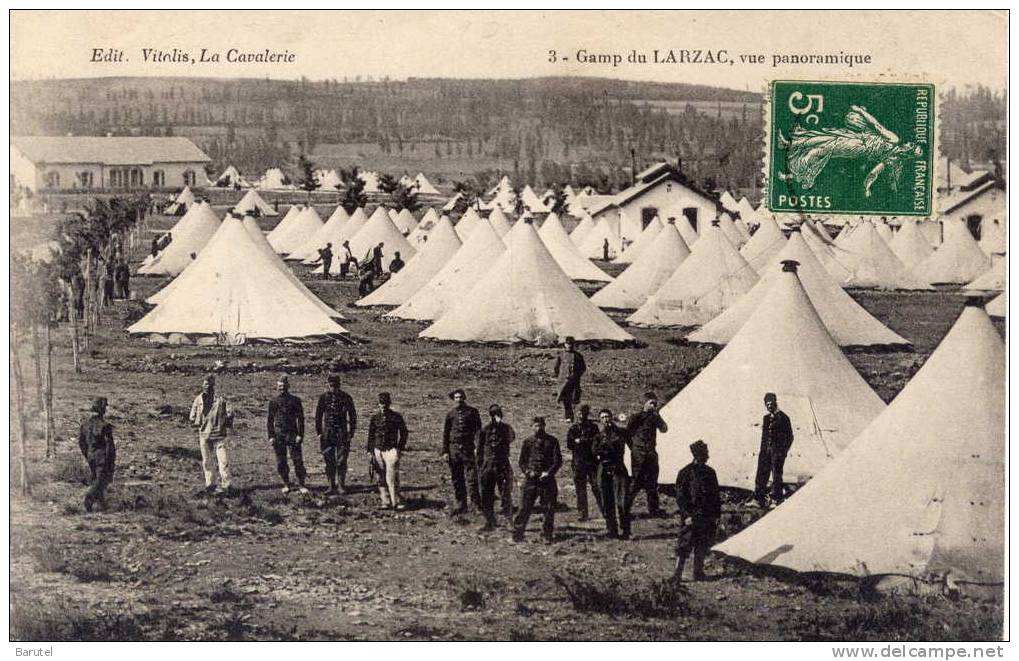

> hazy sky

[{"left": 10, "top": 10, "right": 1008, "bottom": 91}]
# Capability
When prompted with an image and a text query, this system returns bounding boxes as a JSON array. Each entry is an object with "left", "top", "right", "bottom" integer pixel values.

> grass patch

[
  {"left": 555, "top": 571, "right": 717, "bottom": 619},
  {"left": 52, "top": 453, "right": 90, "bottom": 484},
  {"left": 10, "top": 597, "right": 145, "bottom": 641}
]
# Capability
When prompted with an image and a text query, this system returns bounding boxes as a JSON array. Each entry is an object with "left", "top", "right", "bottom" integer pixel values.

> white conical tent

[
  {"left": 165, "top": 186, "right": 195, "bottom": 215},
  {"left": 304, "top": 207, "right": 367, "bottom": 264},
  {"left": 346, "top": 207, "right": 417, "bottom": 271},
  {"left": 407, "top": 207, "right": 440, "bottom": 246},
  {"left": 986, "top": 292, "right": 1005, "bottom": 317},
  {"left": 569, "top": 213, "right": 595, "bottom": 247},
  {"left": 739, "top": 216, "right": 787, "bottom": 272},
  {"left": 591, "top": 222, "right": 691, "bottom": 310},
  {"left": 139, "top": 202, "right": 221, "bottom": 276},
  {"left": 388, "top": 219, "right": 506, "bottom": 322},
  {"left": 628, "top": 222, "right": 759, "bottom": 327},
  {"left": 917, "top": 220, "right": 943, "bottom": 247},
  {"left": 316, "top": 169, "right": 342, "bottom": 189},
  {"left": 656, "top": 263, "right": 886, "bottom": 488},
  {"left": 269, "top": 206, "right": 325, "bottom": 257},
  {"left": 258, "top": 167, "right": 293, "bottom": 190},
  {"left": 718, "top": 212, "right": 747, "bottom": 249},
  {"left": 714, "top": 304, "right": 1004, "bottom": 591},
  {"left": 387, "top": 208, "right": 399, "bottom": 223},
  {"left": 978, "top": 218, "right": 1006, "bottom": 256},
  {"left": 393, "top": 208, "right": 418, "bottom": 235},
  {"left": 487, "top": 207, "right": 512, "bottom": 238},
  {"left": 875, "top": 220, "right": 894, "bottom": 244},
  {"left": 839, "top": 221, "right": 930, "bottom": 289},
  {"left": 455, "top": 207, "right": 483, "bottom": 241},
  {"left": 214, "top": 166, "right": 249, "bottom": 188},
  {"left": 520, "top": 185, "right": 550, "bottom": 213},
  {"left": 290, "top": 205, "right": 350, "bottom": 261},
  {"left": 441, "top": 192, "right": 462, "bottom": 213},
  {"left": 912, "top": 219, "right": 992, "bottom": 285},
  {"left": 736, "top": 197, "right": 757, "bottom": 225},
  {"left": 889, "top": 218, "right": 935, "bottom": 268},
  {"left": 487, "top": 175, "right": 512, "bottom": 197},
  {"left": 578, "top": 216, "right": 622, "bottom": 259},
  {"left": 690, "top": 231, "right": 910, "bottom": 347},
  {"left": 813, "top": 219, "right": 835, "bottom": 242},
  {"left": 614, "top": 216, "right": 663, "bottom": 265},
  {"left": 965, "top": 255, "right": 1006, "bottom": 291},
  {"left": 801, "top": 220, "right": 855, "bottom": 282},
  {"left": 420, "top": 220, "right": 634, "bottom": 345},
  {"left": 129, "top": 216, "right": 348, "bottom": 343},
  {"left": 662, "top": 208, "right": 701, "bottom": 246},
  {"left": 537, "top": 213, "right": 613, "bottom": 282},
  {"left": 719, "top": 191, "right": 739, "bottom": 213},
  {"left": 265, "top": 205, "right": 303, "bottom": 251},
  {"left": 414, "top": 173, "right": 441, "bottom": 196},
  {"left": 233, "top": 189, "right": 277, "bottom": 216},
  {"left": 356, "top": 216, "right": 461, "bottom": 307}
]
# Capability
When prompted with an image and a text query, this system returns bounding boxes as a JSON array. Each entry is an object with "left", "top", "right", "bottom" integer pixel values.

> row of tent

[{"left": 206, "top": 165, "right": 443, "bottom": 195}]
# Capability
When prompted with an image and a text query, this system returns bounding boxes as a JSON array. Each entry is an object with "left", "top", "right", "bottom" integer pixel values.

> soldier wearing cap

[
  {"left": 478, "top": 404, "right": 516, "bottom": 531},
  {"left": 267, "top": 375, "right": 309, "bottom": 494},
  {"left": 566, "top": 404, "right": 602, "bottom": 521},
  {"left": 592, "top": 408, "right": 631, "bottom": 539},
  {"left": 553, "top": 336, "right": 586, "bottom": 423},
  {"left": 624, "top": 391, "right": 669, "bottom": 517},
  {"left": 78, "top": 397, "right": 116, "bottom": 512},
  {"left": 366, "top": 392, "right": 409, "bottom": 510},
  {"left": 442, "top": 388, "right": 483, "bottom": 514},
  {"left": 674, "top": 440, "right": 720, "bottom": 581},
  {"left": 189, "top": 374, "right": 233, "bottom": 495},
  {"left": 754, "top": 392, "right": 794, "bottom": 508},
  {"left": 512, "top": 416, "right": 563, "bottom": 544},
  {"left": 315, "top": 374, "right": 358, "bottom": 495}
]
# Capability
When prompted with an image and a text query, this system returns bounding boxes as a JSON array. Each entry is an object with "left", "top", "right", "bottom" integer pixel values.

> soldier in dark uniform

[
  {"left": 754, "top": 392, "right": 794, "bottom": 508},
  {"left": 624, "top": 391, "right": 669, "bottom": 518},
  {"left": 553, "top": 336, "right": 586, "bottom": 422},
  {"left": 314, "top": 374, "right": 357, "bottom": 495},
  {"left": 592, "top": 408, "right": 631, "bottom": 539},
  {"left": 267, "top": 375, "right": 308, "bottom": 494},
  {"left": 78, "top": 397, "right": 116, "bottom": 512},
  {"left": 674, "top": 440, "right": 721, "bottom": 581},
  {"left": 512, "top": 417, "right": 563, "bottom": 544},
  {"left": 441, "top": 388, "right": 483, "bottom": 514},
  {"left": 478, "top": 404, "right": 515, "bottom": 531},
  {"left": 317, "top": 243, "right": 334, "bottom": 280},
  {"left": 566, "top": 404, "right": 602, "bottom": 521},
  {"left": 372, "top": 242, "right": 385, "bottom": 278},
  {"left": 388, "top": 251, "right": 405, "bottom": 274}
]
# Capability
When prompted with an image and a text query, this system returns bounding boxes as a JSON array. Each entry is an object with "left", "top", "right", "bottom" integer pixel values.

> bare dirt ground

[{"left": 9, "top": 213, "right": 1004, "bottom": 641}]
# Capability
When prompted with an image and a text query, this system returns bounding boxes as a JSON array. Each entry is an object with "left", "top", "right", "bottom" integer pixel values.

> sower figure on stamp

[
  {"left": 553, "top": 336, "right": 586, "bottom": 423},
  {"left": 79, "top": 397, "right": 116, "bottom": 512},
  {"left": 189, "top": 375, "right": 233, "bottom": 495},
  {"left": 512, "top": 417, "right": 563, "bottom": 545},
  {"left": 315, "top": 374, "right": 357, "bottom": 495},
  {"left": 566, "top": 404, "right": 602, "bottom": 521},
  {"left": 478, "top": 404, "right": 515, "bottom": 531},
  {"left": 624, "top": 391, "right": 669, "bottom": 517},
  {"left": 267, "top": 375, "right": 309, "bottom": 494},
  {"left": 592, "top": 408, "right": 631, "bottom": 539},
  {"left": 442, "top": 388, "right": 483, "bottom": 515},
  {"left": 366, "top": 392, "right": 408, "bottom": 510},
  {"left": 674, "top": 440, "right": 721, "bottom": 581},
  {"left": 753, "top": 392, "right": 794, "bottom": 508}
]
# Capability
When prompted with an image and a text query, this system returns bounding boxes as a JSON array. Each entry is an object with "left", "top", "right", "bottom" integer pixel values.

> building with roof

[
  {"left": 940, "top": 179, "right": 1006, "bottom": 249},
  {"left": 10, "top": 136, "right": 210, "bottom": 192}
]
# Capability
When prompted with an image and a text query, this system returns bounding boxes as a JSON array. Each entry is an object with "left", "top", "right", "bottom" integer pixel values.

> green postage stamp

[{"left": 768, "top": 80, "right": 935, "bottom": 216}]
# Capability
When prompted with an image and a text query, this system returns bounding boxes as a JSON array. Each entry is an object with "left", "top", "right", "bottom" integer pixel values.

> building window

[
  {"left": 152, "top": 170, "right": 165, "bottom": 187},
  {"left": 77, "top": 171, "right": 93, "bottom": 188},
  {"left": 109, "top": 169, "right": 121, "bottom": 187},
  {"left": 44, "top": 171, "right": 60, "bottom": 189},
  {"left": 683, "top": 207, "right": 698, "bottom": 233},
  {"left": 966, "top": 214, "right": 983, "bottom": 241},
  {"left": 130, "top": 168, "right": 143, "bottom": 187},
  {"left": 183, "top": 170, "right": 196, "bottom": 187},
  {"left": 640, "top": 207, "right": 658, "bottom": 230}
]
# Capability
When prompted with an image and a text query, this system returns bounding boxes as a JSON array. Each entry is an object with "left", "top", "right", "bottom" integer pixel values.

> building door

[
  {"left": 682, "top": 207, "right": 698, "bottom": 233},
  {"left": 965, "top": 214, "right": 982, "bottom": 240}
]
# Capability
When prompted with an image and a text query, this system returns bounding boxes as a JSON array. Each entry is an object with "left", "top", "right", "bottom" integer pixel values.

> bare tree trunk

[
  {"left": 44, "top": 322, "right": 55, "bottom": 458},
  {"left": 67, "top": 283, "right": 81, "bottom": 374},
  {"left": 30, "top": 325, "right": 43, "bottom": 409},
  {"left": 10, "top": 328, "right": 30, "bottom": 495}
]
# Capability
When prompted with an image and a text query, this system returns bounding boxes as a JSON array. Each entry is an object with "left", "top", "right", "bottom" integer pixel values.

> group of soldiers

[
  {"left": 77, "top": 340, "right": 795, "bottom": 581},
  {"left": 312, "top": 240, "right": 405, "bottom": 295}
]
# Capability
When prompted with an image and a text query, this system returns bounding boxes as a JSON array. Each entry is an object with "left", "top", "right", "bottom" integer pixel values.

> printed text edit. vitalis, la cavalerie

[{"left": 91, "top": 48, "right": 297, "bottom": 65}]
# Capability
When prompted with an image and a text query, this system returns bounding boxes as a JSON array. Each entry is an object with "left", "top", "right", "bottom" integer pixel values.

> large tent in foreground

[
  {"left": 689, "top": 229, "right": 910, "bottom": 348},
  {"left": 139, "top": 201, "right": 221, "bottom": 276},
  {"left": 715, "top": 302, "right": 1004, "bottom": 594},
  {"left": 656, "top": 261, "right": 886, "bottom": 488},
  {"left": 130, "top": 216, "right": 348, "bottom": 343},
  {"left": 420, "top": 220, "right": 634, "bottom": 345}
]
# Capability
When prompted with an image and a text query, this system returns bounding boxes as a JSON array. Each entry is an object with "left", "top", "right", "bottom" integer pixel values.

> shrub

[{"left": 555, "top": 571, "right": 717, "bottom": 619}]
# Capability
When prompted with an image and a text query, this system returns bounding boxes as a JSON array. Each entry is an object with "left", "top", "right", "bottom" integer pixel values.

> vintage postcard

[{"left": 7, "top": 9, "right": 1009, "bottom": 652}]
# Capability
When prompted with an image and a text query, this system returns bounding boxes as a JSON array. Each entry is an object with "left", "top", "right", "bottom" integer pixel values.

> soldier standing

[
  {"left": 674, "top": 440, "right": 721, "bottom": 581},
  {"left": 478, "top": 404, "right": 515, "bottom": 531},
  {"left": 565, "top": 404, "right": 602, "bottom": 521},
  {"left": 754, "top": 392, "right": 794, "bottom": 508},
  {"left": 624, "top": 391, "right": 669, "bottom": 517},
  {"left": 366, "top": 392, "right": 409, "bottom": 510},
  {"left": 442, "top": 388, "right": 483, "bottom": 514},
  {"left": 592, "top": 408, "right": 631, "bottom": 539},
  {"left": 317, "top": 242, "right": 334, "bottom": 280},
  {"left": 553, "top": 336, "right": 586, "bottom": 423},
  {"left": 267, "top": 375, "right": 309, "bottom": 494},
  {"left": 78, "top": 397, "right": 116, "bottom": 512},
  {"left": 314, "top": 374, "right": 357, "bottom": 495},
  {"left": 511, "top": 417, "right": 563, "bottom": 544},
  {"left": 188, "top": 375, "right": 233, "bottom": 495}
]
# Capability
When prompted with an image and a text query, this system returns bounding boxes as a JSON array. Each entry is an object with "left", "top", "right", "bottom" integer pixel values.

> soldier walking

[
  {"left": 478, "top": 404, "right": 515, "bottom": 531},
  {"left": 592, "top": 408, "right": 631, "bottom": 539},
  {"left": 753, "top": 392, "right": 794, "bottom": 508},
  {"left": 674, "top": 440, "right": 721, "bottom": 581},
  {"left": 566, "top": 404, "right": 602, "bottom": 521},
  {"left": 366, "top": 392, "right": 409, "bottom": 510},
  {"left": 624, "top": 391, "right": 669, "bottom": 518},
  {"left": 78, "top": 397, "right": 116, "bottom": 512},
  {"left": 316, "top": 242, "right": 334, "bottom": 280},
  {"left": 189, "top": 375, "right": 233, "bottom": 495},
  {"left": 315, "top": 374, "right": 357, "bottom": 495},
  {"left": 267, "top": 375, "right": 309, "bottom": 494},
  {"left": 553, "top": 336, "right": 586, "bottom": 423},
  {"left": 512, "top": 417, "right": 563, "bottom": 544},
  {"left": 442, "top": 389, "right": 483, "bottom": 514}
]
